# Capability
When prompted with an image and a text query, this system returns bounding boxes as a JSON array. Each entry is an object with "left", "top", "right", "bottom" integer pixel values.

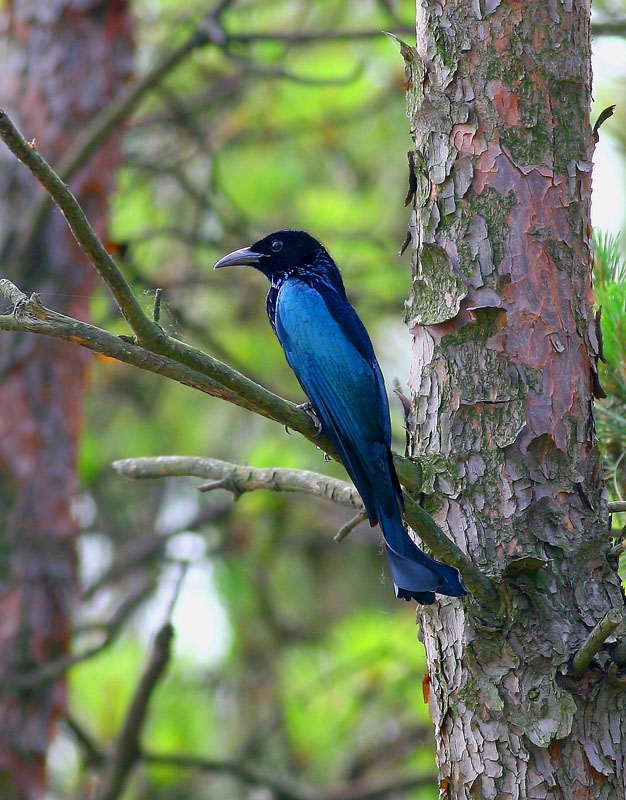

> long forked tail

[{"left": 378, "top": 504, "right": 468, "bottom": 604}]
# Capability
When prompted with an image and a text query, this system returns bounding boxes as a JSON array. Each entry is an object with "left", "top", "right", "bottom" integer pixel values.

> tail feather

[{"left": 378, "top": 505, "right": 467, "bottom": 604}]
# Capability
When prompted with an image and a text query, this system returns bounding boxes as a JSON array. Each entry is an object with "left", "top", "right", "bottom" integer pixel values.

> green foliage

[
  {"left": 278, "top": 612, "right": 431, "bottom": 778},
  {"left": 594, "top": 231, "right": 626, "bottom": 503},
  {"left": 56, "top": 1, "right": 439, "bottom": 798}
]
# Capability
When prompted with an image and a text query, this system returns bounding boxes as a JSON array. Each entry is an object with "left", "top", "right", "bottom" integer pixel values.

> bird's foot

[{"left": 297, "top": 402, "right": 323, "bottom": 437}]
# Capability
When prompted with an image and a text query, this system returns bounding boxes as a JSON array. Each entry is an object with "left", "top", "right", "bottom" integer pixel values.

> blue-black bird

[{"left": 215, "top": 230, "right": 467, "bottom": 604}]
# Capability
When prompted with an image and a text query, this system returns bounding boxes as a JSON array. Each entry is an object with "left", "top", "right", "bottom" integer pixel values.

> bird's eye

[{"left": 271, "top": 240, "right": 283, "bottom": 253}]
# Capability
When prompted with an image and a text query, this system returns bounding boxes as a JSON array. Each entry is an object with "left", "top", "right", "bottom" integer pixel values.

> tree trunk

[
  {"left": 0, "top": 4, "right": 133, "bottom": 798},
  {"left": 404, "top": 0, "right": 626, "bottom": 797}
]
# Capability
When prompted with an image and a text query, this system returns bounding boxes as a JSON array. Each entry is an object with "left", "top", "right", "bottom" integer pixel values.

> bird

[{"left": 214, "top": 230, "right": 467, "bottom": 604}]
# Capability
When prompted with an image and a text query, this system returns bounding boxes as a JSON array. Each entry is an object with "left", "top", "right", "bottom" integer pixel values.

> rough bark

[
  {"left": 0, "top": 3, "right": 133, "bottom": 798},
  {"left": 404, "top": 0, "right": 626, "bottom": 797}
]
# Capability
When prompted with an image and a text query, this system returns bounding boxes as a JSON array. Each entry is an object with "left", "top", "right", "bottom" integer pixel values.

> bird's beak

[{"left": 213, "top": 246, "right": 265, "bottom": 269}]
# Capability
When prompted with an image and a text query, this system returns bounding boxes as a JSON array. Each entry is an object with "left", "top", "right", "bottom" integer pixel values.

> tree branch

[
  {"left": 591, "top": 19, "right": 626, "bottom": 37},
  {"left": 67, "top": 716, "right": 437, "bottom": 800},
  {"left": 334, "top": 510, "right": 369, "bottom": 542},
  {"left": 95, "top": 623, "right": 175, "bottom": 800},
  {"left": 112, "top": 455, "right": 363, "bottom": 510},
  {"left": 8, "top": 15, "right": 413, "bottom": 266},
  {"left": 142, "top": 752, "right": 314, "bottom": 800},
  {"left": 226, "top": 26, "right": 415, "bottom": 44},
  {"left": 0, "top": 281, "right": 305, "bottom": 426},
  {"left": 403, "top": 495, "right": 499, "bottom": 608},
  {"left": 8, "top": 582, "right": 153, "bottom": 690},
  {"left": 0, "top": 110, "right": 161, "bottom": 344},
  {"left": 570, "top": 609, "right": 623, "bottom": 678},
  {"left": 0, "top": 277, "right": 422, "bottom": 489},
  {"left": 140, "top": 751, "right": 436, "bottom": 800}
]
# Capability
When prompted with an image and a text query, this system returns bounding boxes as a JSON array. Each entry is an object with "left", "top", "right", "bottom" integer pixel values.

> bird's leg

[
  {"left": 297, "top": 401, "right": 323, "bottom": 436},
  {"left": 285, "top": 402, "right": 323, "bottom": 437}
]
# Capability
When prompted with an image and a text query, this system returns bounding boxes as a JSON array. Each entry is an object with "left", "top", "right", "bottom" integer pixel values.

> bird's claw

[{"left": 297, "top": 402, "right": 323, "bottom": 437}]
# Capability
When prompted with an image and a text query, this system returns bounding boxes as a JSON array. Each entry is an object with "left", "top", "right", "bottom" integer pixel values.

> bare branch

[
  {"left": 140, "top": 751, "right": 436, "bottom": 800},
  {"left": 95, "top": 623, "right": 174, "bottom": 800},
  {"left": 226, "top": 25, "right": 415, "bottom": 44},
  {"left": 334, "top": 510, "right": 369, "bottom": 542},
  {"left": 224, "top": 49, "right": 365, "bottom": 85},
  {"left": 141, "top": 752, "right": 315, "bottom": 800},
  {"left": 570, "top": 609, "right": 623, "bottom": 678},
  {"left": 64, "top": 715, "right": 105, "bottom": 768},
  {"left": 113, "top": 455, "right": 363, "bottom": 511},
  {"left": 609, "top": 501, "right": 626, "bottom": 513},
  {"left": 8, "top": 583, "right": 153, "bottom": 689},
  {"left": 323, "top": 772, "right": 436, "bottom": 800},
  {"left": 0, "top": 279, "right": 426, "bottom": 493},
  {"left": 403, "top": 495, "right": 499, "bottom": 609},
  {"left": 592, "top": 19, "right": 626, "bottom": 37},
  {"left": 67, "top": 715, "right": 436, "bottom": 800},
  {"left": 0, "top": 278, "right": 493, "bottom": 606}
]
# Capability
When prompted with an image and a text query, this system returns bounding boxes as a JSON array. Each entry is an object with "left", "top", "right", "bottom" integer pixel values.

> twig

[
  {"left": 152, "top": 288, "right": 162, "bottom": 324},
  {"left": 82, "top": 503, "right": 230, "bottom": 600},
  {"left": 324, "top": 772, "right": 436, "bottom": 800},
  {"left": 199, "top": 477, "right": 245, "bottom": 499},
  {"left": 64, "top": 715, "right": 105, "bottom": 768},
  {"left": 67, "top": 715, "right": 435, "bottom": 800},
  {"left": 163, "top": 561, "right": 190, "bottom": 621},
  {"left": 609, "top": 501, "right": 626, "bottom": 513},
  {"left": 8, "top": 582, "right": 153, "bottom": 689},
  {"left": 403, "top": 495, "right": 499, "bottom": 608},
  {"left": 570, "top": 609, "right": 623, "bottom": 678},
  {"left": 95, "top": 623, "right": 175, "bottom": 800},
  {"left": 198, "top": 478, "right": 234, "bottom": 493},
  {"left": 10, "top": 19, "right": 415, "bottom": 266},
  {"left": 141, "top": 752, "right": 314, "bottom": 800},
  {"left": 334, "top": 510, "right": 369, "bottom": 542},
  {"left": 113, "top": 455, "right": 363, "bottom": 511},
  {"left": 592, "top": 19, "right": 626, "bottom": 37},
  {"left": 224, "top": 48, "right": 364, "bottom": 85},
  {"left": 226, "top": 25, "right": 415, "bottom": 44},
  {"left": 140, "top": 751, "right": 436, "bottom": 800}
]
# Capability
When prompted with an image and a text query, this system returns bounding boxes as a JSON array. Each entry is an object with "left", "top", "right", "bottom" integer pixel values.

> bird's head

[{"left": 214, "top": 230, "right": 344, "bottom": 290}]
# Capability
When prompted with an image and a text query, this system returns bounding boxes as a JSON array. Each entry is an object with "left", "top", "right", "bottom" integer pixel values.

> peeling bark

[
  {"left": 0, "top": 3, "right": 133, "bottom": 797},
  {"left": 404, "top": 0, "right": 626, "bottom": 797}
]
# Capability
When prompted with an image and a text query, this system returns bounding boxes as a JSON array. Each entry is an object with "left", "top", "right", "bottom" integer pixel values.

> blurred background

[{"left": 2, "top": 0, "right": 624, "bottom": 797}]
